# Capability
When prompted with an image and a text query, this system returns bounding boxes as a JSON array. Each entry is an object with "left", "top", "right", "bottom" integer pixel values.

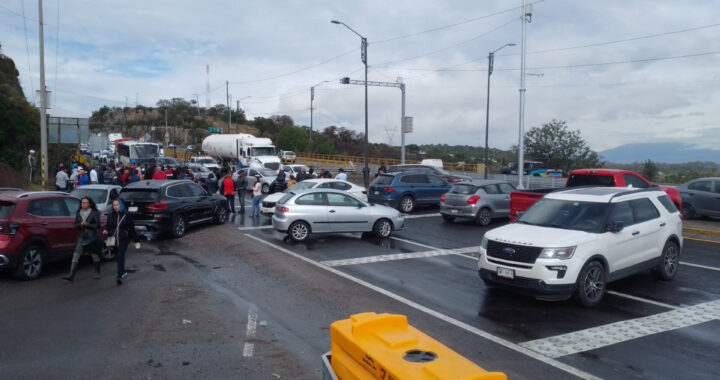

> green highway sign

[{"left": 207, "top": 127, "right": 222, "bottom": 133}]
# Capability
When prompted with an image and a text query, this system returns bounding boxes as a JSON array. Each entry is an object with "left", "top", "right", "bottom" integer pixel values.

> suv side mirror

[{"left": 605, "top": 221, "right": 624, "bottom": 233}]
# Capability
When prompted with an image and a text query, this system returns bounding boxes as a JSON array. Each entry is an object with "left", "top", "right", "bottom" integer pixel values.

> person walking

[
  {"left": 222, "top": 173, "right": 236, "bottom": 213},
  {"left": 235, "top": 169, "right": 247, "bottom": 214},
  {"left": 90, "top": 167, "right": 99, "bottom": 184},
  {"left": 251, "top": 175, "right": 262, "bottom": 217},
  {"left": 103, "top": 199, "right": 141, "bottom": 285},
  {"left": 62, "top": 197, "right": 102, "bottom": 282},
  {"left": 335, "top": 168, "right": 347, "bottom": 181},
  {"left": 27, "top": 149, "right": 36, "bottom": 183},
  {"left": 55, "top": 168, "right": 69, "bottom": 192}
]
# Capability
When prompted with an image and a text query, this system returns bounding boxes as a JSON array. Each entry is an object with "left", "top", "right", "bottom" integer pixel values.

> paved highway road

[{"left": 2, "top": 198, "right": 719, "bottom": 379}]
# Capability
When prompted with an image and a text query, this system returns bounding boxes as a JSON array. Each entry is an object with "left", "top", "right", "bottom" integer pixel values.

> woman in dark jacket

[
  {"left": 103, "top": 199, "right": 141, "bottom": 285},
  {"left": 62, "top": 196, "right": 102, "bottom": 282}
]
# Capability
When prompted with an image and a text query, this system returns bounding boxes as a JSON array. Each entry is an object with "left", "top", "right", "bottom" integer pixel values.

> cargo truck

[{"left": 201, "top": 134, "right": 281, "bottom": 171}]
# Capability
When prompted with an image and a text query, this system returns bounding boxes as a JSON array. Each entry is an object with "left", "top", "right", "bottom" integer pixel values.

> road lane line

[
  {"left": 402, "top": 213, "right": 441, "bottom": 219},
  {"left": 680, "top": 261, "right": 720, "bottom": 272},
  {"left": 237, "top": 226, "right": 273, "bottom": 231},
  {"left": 321, "top": 246, "right": 483, "bottom": 267},
  {"left": 683, "top": 236, "right": 720, "bottom": 244},
  {"left": 606, "top": 291, "right": 680, "bottom": 310},
  {"left": 520, "top": 300, "right": 720, "bottom": 358},
  {"left": 243, "top": 306, "right": 258, "bottom": 357},
  {"left": 245, "top": 234, "right": 600, "bottom": 380},
  {"left": 390, "top": 236, "right": 440, "bottom": 250}
]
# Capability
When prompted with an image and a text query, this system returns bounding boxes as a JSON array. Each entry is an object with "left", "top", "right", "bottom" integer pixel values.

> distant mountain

[{"left": 600, "top": 143, "right": 720, "bottom": 164}]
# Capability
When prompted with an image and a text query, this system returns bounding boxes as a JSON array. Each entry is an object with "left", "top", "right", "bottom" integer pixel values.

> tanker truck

[{"left": 201, "top": 134, "right": 281, "bottom": 171}]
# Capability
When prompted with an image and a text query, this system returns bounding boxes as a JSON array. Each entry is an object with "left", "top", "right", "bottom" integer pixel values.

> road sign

[
  {"left": 403, "top": 116, "right": 413, "bottom": 133},
  {"left": 207, "top": 127, "right": 222, "bottom": 133}
]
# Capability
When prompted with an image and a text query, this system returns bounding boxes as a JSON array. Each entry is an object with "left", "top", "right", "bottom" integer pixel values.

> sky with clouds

[{"left": 1, "top": 0, "right": 718, "bottom": 152}]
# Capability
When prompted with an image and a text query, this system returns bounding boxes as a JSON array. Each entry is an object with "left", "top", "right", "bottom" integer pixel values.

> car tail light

[
  {"left": 277, "top": 206, "right": 289, "bottom": 212},
  {"left": 0, "top": 223, "right": 19, "bottom": 234},
  {"left": 440, "top": 194, "right": 446, "bottom": 202},
  {"left": 146, "top": 202, "right": 168, "bottom": 211},
  {"left": 466, "top": 195, "right": 481, "bottom": 205},
  {"left": 383, "top": 187, "right": 395, "bottom": 192}
]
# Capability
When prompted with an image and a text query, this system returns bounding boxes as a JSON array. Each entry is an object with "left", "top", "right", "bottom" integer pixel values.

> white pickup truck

[{"left": 478, "top": 187, "right": 683, "bottom": 307}]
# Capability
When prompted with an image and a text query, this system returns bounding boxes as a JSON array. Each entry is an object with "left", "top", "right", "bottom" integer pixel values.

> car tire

[
  {"left": 681, "top": 204, "right": 694, "bottom": 219},
  {"left": 171, "top": 213, "right": 187, "bottom": 238},
  {"left": 289, "top": 221, "right": 310, "bottom": 242},
  {"left": 14, "top": 243, "right": 44, "bottom": 280},
  {"left": 398, "top": 195, "right": 415, "bottom": 213},
  {"left": 653, "top": 240, "right": 680, "bottom": 281},
  {"left": 475, "top": 207, "right": 492, "bottom": 226},
  {"left": 214, "top": 205, "right": 228, "bottom": 224},
  {"left": 101, "top": 245, "right": 116, "bottom": 261},
  {"left": 574, "top": 260, "right": 606, "bottom": 307},
  {"left": 262, "top": 183, "right": 270, "bottom": 194},
  {"left": 373, "top": 218, "right": 393, "bottom": 238},
  {"left": 442, "top": 214, "right": 455, "bottom": 223}
]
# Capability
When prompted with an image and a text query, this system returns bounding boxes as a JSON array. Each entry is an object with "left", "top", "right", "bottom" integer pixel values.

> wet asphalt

[{"left": 1, "top": 194, "right": 719, "bottom": 379}]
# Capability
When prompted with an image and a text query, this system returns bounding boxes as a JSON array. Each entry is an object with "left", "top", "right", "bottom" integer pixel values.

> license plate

[
  {"left": 497, "top": 267, "right": 514, "bottom": 279},
  {"left": 374, "top": 191, "right": 379, "bottom": 195},
  {"left": 128, "top": 206, "right": 138, "bottom": 212},
  {"left": 451, "top": 209, "right": 458, "bottom": 214}
]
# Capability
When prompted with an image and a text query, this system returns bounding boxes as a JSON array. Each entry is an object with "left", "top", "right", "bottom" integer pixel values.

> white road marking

[
  {"left": 606, "top": 291, "right": 680, "bottom": 310},
  {"left": 402, "top": 213, "right": 441, "bottom": 219},
  {"left": 245, "top": 234, "right": 600, "bottom": 380},
  {"left": 390, "top": 236, "right": 439, "bottom": 250},
  {"left": 680, "top": 261, "right": 720, "bottom": 272},
  {"left": 520, "top": 300, "right": 720, "bottom": 358},
  {"left": 321, "top": 246, "right": 482, "bottom": 267},
  {"left": 243, "top": 306, "right": 258, "bottom": 357},
  {"left": 389, "top": 237, "right": 477, "bottom": 259},
  {"left": 237, "top": 225, "right": 273, "bottom": 231}
]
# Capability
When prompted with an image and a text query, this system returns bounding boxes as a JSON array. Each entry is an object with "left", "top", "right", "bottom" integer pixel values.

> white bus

[{"left": 117, "top": 141, "right": 160, "bottom": 166}]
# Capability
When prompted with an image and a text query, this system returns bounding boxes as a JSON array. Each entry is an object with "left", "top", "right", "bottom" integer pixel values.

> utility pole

[
  {"left": 226, "top": 81, "right": 230, "bottom": 134},
  {"left": 517, "top": 0, "right": 532, "bottom": 189},
  {"left": 484, "top": 43, "right": 515, "bottom": 179},
  {"left": 38, "top": 0, "right": 48, "bottom": 189},
  {"left": 123, "top": 96, "right": 127, "bottom": 130},
  {"left": 398, "top": 77, "right": 406, "bottom": 164},
  {"left": 310, "top": 81, "right": 328, "bottom": 158}
]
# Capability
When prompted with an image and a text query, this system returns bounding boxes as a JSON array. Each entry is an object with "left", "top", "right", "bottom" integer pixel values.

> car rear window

[
  {"left": 450, "top": 184, "right": 477, "bottom": 194},
  {"left": 278, "top": 192, "right": 295, "bottom": 205},
  {"left": 401, "top": 174, "right": 429, "bottom": 184},
  {"left": 119, "top": 189, "right": 160, "bottom": 202},
  {"left": 657, "top": 195, "right": 678, "bottom": 213},
  {"left": 567, "top": 174, "right": 615, "bottom": 187},
  {"left": 371, "top": 175, "right": 394, "bottom": 186},
  {"left": 0, "top": 201, "right": 16, "bottom": 219}
]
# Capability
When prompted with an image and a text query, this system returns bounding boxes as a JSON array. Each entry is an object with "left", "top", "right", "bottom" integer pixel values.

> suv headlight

[
  {"left": 481, "top": 236, "right": 488, "bottom": 250},
  {"left": 539, "top": 246, "right": 576, "bottom": 260}
]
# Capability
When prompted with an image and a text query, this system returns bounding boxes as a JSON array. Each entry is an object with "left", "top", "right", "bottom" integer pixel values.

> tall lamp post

[
  {"left": 484, "top": 43, "right": 515, "bottom": 179},
  {"left": 310, "top": 81, "right": 329, "bottom": 158},
  {"left": 332, "top": 19, "right": 370, "bottom": 188}
]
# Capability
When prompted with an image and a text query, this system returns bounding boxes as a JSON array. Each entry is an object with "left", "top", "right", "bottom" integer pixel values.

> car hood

[
  {"left": 263, "top": 192, "right": 285, "bottom": 202},
  {"left": 485, "top": 223, "right": 598, "bottom": 248}
]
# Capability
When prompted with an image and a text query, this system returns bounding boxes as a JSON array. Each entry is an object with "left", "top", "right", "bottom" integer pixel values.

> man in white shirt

[
  {"left": 90, "top": 167, "right": 99, "bottom": 184},
  {"left": 335, "top": 168, "right": 347, "bottom": 181}
]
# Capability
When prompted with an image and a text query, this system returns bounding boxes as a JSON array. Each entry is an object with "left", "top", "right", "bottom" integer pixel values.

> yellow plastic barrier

[{"left": 330, "top": 312, "right": 506, "bottom": 380}]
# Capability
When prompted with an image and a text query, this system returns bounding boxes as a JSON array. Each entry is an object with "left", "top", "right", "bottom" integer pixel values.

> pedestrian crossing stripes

[
  {"left": 320, "top": 246, "right": 482, "bottom": 267},
  {"left": 520, "top": 300, "right": 720, "bottom": 358}
]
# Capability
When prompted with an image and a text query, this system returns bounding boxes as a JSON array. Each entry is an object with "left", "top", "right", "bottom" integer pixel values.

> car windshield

[
  {"left": 259, "top": 169, "right": 276, "bottom": 177},
  {"left": 518, "top": 198, "right": 608, "bottom": 232},
  {"left": 251, "top": 147, "right": 276, "bottom": 156},
  {"left": 70, "top": 189, "right": 107, "bottom": 205},
  {"left": 449, "top": 184, "right": 477, "bottom": 194},
  {"left": 196, "top": 158, "right": 215, "bottom": 164},
  {"left": 161, "top": 158, "right": 178, "bottom": 165},
  {"left": 191, "top": 165, "right": 209, "bottom": 172},
  {"left": 118, "top": 189, "right": 160, "bottom": 202}
]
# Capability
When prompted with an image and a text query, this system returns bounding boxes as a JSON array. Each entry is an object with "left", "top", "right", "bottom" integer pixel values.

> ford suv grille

[{"left": 486, "top": 240, "right": 542, "bottom": 263}]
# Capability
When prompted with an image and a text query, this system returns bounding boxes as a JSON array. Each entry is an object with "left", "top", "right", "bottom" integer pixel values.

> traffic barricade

[{"left": 325, "top": 312, "right": 506, "bottom": 380}]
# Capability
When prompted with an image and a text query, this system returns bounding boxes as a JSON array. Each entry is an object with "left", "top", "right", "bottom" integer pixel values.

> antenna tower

[{"left": 385, "top": 126, "right": 397, "bottom": 146}]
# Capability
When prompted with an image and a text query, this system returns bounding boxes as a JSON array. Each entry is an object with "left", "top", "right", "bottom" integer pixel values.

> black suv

[{"left": 118, "top": 180, "right": 227, "bottom": 238}]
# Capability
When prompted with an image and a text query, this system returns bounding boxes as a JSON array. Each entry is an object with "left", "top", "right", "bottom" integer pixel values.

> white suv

[{"left": 478, "top": 187, "right": 682, "bottom": 307}]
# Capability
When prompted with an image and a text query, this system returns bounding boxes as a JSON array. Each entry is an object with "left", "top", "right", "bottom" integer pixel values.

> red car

[{"left": 0, "top": 189, "right": 109, "bottom": 280}]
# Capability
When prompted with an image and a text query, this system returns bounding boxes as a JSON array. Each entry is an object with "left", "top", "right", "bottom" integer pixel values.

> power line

[
  {"left": 0, "top": 3, "right": 38, "bottom": 22},
  {"left": 20, "top": 0, "right": 35, "bottom": 103},
  {"left": 229, "top": 48, "right": 357, "bottom": 85}
]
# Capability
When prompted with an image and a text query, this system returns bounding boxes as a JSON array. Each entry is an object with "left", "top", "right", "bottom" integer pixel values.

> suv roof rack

[
  {"left": 608, "top": 186, "right": 664, "bottom": 202},
  {"left": 16, "top": 191, "right": 70, "bottom": 198}
]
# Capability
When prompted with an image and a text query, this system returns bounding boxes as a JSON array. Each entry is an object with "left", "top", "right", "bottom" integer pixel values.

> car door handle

[
  {"left": 632, "top": 231, "right": 640, "bottom": 236},
  {"left": 660, "top": 222, "right": 666, "bottom": 227},
  {"left": 329, "top": 210, "right": 336, "bottom": 213}
]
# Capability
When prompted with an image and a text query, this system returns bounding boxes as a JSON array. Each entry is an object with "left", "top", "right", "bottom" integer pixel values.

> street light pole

[
  {"left": 332, "top": 20, "right": 370, "bottom": 188},
  {"left": 484, "top": 43, "right": 515, "bottom": 179},
  {"left": 310, "top": 81, "right": 328, "bottom": 158},
  {"left": 517, "top": 0, "right": 532, "bottom": 189}
]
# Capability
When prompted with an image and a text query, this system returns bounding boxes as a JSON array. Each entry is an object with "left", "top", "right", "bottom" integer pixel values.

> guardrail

[{"left": 296, "top": 153, "right": 487, "bottom": 174}]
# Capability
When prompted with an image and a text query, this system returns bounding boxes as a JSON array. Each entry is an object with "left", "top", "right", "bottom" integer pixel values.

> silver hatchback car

[
  {"left": 439, "top": 180, "right": 515, "bottom": 226},
  {"left": 272, "top": 188, "right": 405, "bottom": 242}
]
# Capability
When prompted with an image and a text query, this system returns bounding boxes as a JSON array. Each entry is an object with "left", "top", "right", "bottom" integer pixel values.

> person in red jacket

[
  {"left": 222, "top": 173, "right": 235, "bottom": 213},
  {"left": 152, "top": 165, "right": 167, "bottom": 180}
]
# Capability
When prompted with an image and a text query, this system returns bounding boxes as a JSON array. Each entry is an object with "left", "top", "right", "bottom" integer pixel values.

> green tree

[
  {"left": 522, "top": 119, "right": 602, "bottom": 173},
  {"left": 642, "top": 159, "right": 658, "bottom": 181},
  {"left": 275, "top": 125, "right": 308, "bottom": 152},
  {"left": 311, "top": 133, "right": 335, "bottom": 155}
]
